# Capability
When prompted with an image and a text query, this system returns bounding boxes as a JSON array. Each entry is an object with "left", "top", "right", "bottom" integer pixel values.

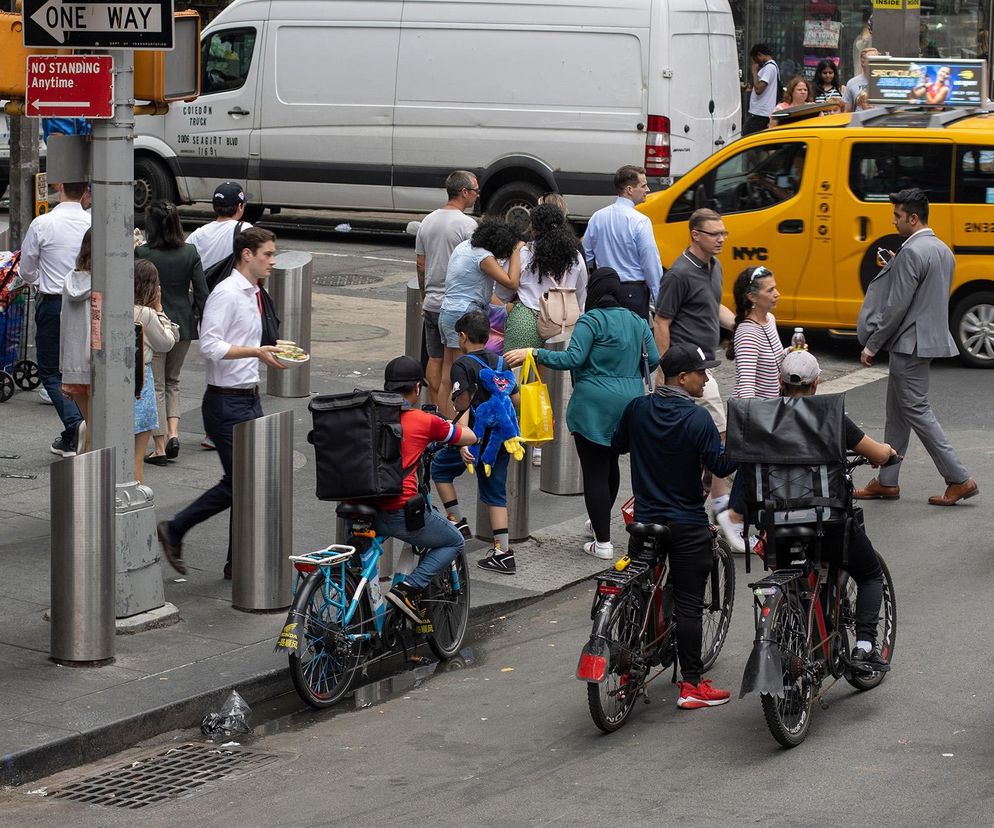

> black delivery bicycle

[
  {"left": 739, "top": 455, "right": 897, "bottom": 747},
  {"left": 576, "top": 521, "right": 735, "bottom": 733}
]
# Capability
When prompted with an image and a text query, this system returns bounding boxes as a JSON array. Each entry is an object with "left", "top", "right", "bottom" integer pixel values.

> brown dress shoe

[
  {"left": 157, "top": 520, "right": 187, "bottom": 575},
  {"left": 854, "top": 478, "right": 900, "bottom": 500},
  {"left": 928, "top": 478, "right": 979, "bottom": 506}
]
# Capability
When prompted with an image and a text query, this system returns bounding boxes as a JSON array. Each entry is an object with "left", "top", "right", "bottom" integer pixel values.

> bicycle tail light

[{"left": 576, "top": 637, "right": 611, "bottom": 683}]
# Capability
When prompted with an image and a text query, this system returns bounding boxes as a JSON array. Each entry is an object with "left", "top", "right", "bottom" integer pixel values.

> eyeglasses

[
  {"left": 695, "top": 229, "right": 730, "bottom": 239},
  {"left": 464, "top": 187, "right": 481, "bottom": 194}
]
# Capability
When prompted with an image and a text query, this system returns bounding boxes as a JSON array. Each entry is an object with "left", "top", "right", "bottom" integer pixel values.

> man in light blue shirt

[{"left": 582, "top": 165, "right": 664, "bottom": 320}]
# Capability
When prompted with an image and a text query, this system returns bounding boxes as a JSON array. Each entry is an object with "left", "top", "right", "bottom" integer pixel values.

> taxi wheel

[{"left": 951, "top": 290, "right": 994, "bottom": 368}]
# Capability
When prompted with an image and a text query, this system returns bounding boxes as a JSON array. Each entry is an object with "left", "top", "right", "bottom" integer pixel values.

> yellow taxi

[{"left": 641, "top": 105, "right": 994, "bottom": 367}]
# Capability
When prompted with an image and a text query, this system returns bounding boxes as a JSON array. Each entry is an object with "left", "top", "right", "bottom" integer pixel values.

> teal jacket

[{"left": 535, "top": 306, "right": 658, "bottom": 446}]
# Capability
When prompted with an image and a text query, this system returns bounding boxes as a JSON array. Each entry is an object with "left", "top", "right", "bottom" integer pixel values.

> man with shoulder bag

[{"left": 370, "top": 356, "right": 478, "bottom": 623}]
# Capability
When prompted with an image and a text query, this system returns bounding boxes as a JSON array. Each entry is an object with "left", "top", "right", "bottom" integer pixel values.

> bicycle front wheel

[
  {"left": 701, "top": 541, "right": 736, "bottom": 672},
  {"left": 587, "top": 589, "right": 646, "bottom": 734},
  {"left": 289, "top": 569, "right": 367, "bottom": 709},
  {"left": 425, "top": 552, "right": 471, "bottom": 660},
  {"left": 761, "top": 591, "right": 814, "bottom": 748},
  {"left": 844, "top": 552, "right": 897, "bottom": 692}
]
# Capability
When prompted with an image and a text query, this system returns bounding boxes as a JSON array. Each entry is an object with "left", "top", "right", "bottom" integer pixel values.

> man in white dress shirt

[
  {"left": 19, "top": 182, "right": 92, "bottom": 456},
  {"left": 157, "top": 227, "right": 283, "bottom": 579}
]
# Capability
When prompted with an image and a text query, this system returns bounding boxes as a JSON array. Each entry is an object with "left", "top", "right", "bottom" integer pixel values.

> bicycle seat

[
  {"left": 626, "top": 522, "right": 670, "bottom": 541},
  {"left": 335, "top": 502, "right": 379, "bottom": 521}
]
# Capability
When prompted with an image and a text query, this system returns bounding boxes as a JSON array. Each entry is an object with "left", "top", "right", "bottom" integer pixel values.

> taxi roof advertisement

[{"left": 866, "top": 58, "right": 987, "bottom": 107}]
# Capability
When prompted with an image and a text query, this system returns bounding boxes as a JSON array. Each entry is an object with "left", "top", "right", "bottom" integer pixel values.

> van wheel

[
  {"left": 951, "top": 290, "right": 994, "bottom": 368},
  {"left": 134, "top": 157, "right": 175, "bottom": 223},
  {"left": 486, "top": 182, "right": 542, "bottom": 227}
]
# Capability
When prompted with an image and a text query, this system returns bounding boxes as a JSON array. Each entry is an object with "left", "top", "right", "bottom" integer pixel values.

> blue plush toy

[{"left": 460, "top": 355, "right": 525, "bottom": 476}]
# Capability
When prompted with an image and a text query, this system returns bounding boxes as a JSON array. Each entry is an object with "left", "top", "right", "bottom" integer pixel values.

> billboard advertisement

[{"left": 866, "top": 58, "right": 987, "bottom": 107}]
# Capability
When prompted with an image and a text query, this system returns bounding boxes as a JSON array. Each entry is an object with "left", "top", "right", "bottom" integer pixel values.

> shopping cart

[{"left": 0, "top": 252, "right": 41, "bottom": 403}]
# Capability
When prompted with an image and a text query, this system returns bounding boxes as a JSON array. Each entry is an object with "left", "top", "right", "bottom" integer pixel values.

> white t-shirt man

[
  {"left": 186, "top": 219, "right": 254, "bottom": 271},
  {"left": 749, "top": 61, "right": 779, "bottom": 117},
  {"left": 415, "top": 209, "right": 477, "bottom": 314}
]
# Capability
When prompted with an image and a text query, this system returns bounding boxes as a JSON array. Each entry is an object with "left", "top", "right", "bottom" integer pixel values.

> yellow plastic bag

[{"left": 518, "top": 351, "right": 554, "bottom": 444}]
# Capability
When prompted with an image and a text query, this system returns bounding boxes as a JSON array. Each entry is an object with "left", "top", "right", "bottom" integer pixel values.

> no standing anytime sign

[{"left": 26, "top": 55, "right": 114, "bottom": 119}]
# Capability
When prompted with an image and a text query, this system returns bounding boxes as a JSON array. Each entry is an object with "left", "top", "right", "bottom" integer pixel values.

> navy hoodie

[{"left": 613, "top": 390, "right": 737, "bottom": 526}]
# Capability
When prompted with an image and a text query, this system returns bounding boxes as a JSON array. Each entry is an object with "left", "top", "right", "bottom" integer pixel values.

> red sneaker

[{"left": 677, "top": 679, "right": 731, "bottom": 709}]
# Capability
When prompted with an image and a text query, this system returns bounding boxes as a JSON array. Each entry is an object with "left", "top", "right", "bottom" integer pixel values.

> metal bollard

[
  {"left": 475, "top": 455, "right": 531, "bottom": 545},
  {"left": 266, "top": 251, "right": 313, "bottom": 398},
  {"left": 405, "top": 276, "right": 424, "bottom": 361},
  {"left": 231, "top": 410, "right": 294, "bottom": 611},
  {"left": 539, "top": 334, "right": 584, "bottom": 495},
  {"left": 50, "top": 447, "right": 116, "bottom": 665}
]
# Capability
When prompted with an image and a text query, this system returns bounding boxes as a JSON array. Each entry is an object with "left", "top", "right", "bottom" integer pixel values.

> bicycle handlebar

[{"left": 845, "top": 451, "right": 903, "bottom": 471}]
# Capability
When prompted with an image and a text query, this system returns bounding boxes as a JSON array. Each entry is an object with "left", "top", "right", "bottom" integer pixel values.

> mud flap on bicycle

[
  {"left": 274, "top": 606, "right": 307, "bottom": 654},
  {"left": 739, "top": 640, "right": 785, "bottom": 699},
  {"left": 576, "top": 636, "right": 614, "bottom": 683}
]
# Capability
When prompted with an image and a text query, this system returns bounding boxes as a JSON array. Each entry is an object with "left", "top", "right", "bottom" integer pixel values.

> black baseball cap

[
  {"left": 212, "top": 181, "right": 253, "bottom": 205},
  {"left": 661, "top": 343, "right": 720, "bottom": 377},
  {"left": 384, "top": 356, "right": 425, "bottom": 391}
]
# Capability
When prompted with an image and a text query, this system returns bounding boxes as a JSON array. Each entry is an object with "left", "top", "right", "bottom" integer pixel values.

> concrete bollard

[
  {"left": 231, "top": 410, "right": 294, "bottom": 611},
  {"left": 539, "top": 334, "right": 584, "bottom": 495}
]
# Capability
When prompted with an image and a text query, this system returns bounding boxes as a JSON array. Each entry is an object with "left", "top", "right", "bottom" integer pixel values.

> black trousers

[
  {"left": 170, "top": 389, "right": 263, "bottom": 563},
  {"left": 616, "top": 281, "right": 651, "bottom": 322},
  {"left": 573, "top": 433, "right": 621, "bottom": 544},
  {"left": 742, "top": 113, "right": 769, "bottom": 136},
  {"left": 629, "top": 522, "right": 713, "bottom": 685}
]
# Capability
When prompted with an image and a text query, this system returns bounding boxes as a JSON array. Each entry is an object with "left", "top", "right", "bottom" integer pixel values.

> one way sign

[{"left": 23, "top": 0, "right": 174, "bottom": 49}]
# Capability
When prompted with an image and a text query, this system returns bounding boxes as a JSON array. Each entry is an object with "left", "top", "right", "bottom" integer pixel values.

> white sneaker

[
  {"left": 38, "top": 386, "right": 53, "bottom": 405},
  {"left": 584, "top": 541, "right": 614, "bottom": 560},
  {"left": 584, "top": 519, "right": 594, "bottom": 538},
  {"left": 716, "top": 509, "right": 747, "bottom": 555},
  {"left": 532, "top": 447, "right": 542, "bottom": 467}
]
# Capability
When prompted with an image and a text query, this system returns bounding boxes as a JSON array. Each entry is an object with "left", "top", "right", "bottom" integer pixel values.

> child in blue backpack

[{"left": 433, "top": 310, "right": 521, "bottom": 574}]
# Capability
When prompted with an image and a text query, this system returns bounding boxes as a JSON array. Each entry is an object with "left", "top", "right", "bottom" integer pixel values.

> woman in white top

[
  {"left": 502, "top": 204, "right": 588, "bottom": 352},
  {"left": 719, "top": 265, "right": 785, "bottom": 552}
]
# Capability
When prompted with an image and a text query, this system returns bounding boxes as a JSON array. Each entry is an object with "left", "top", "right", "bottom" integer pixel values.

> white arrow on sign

[
  {"left": 31, "top": 0, "right": 162, "bottom": 44},
  {"left": 30, "top": 100, "right": 92, "bottom": 108}
]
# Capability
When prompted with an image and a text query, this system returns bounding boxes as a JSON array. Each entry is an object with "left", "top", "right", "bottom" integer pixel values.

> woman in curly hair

[{"left": 501, "top": 203, "right": 588, "bottom": 352}]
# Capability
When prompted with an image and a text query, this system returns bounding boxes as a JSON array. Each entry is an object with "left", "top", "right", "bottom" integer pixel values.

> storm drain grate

[
  {"left": 314, "top": 273, "right": 383, "bottom": 287},
  {"left": 47, "top": 743, "right": 279, "bottom": 810}
]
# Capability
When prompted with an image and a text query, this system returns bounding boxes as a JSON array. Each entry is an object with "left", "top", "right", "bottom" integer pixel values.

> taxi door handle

[
  {"left": 778, "top": 219, "right": 804, "bottom": 234},
  {"left": 858, "top": 216, "right": 869, "bottom": 241}
]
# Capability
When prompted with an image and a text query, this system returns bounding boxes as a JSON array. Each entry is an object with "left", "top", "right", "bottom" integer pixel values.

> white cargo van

[{"left": 134, "top": 0, "right": 741, "bottom": 221}]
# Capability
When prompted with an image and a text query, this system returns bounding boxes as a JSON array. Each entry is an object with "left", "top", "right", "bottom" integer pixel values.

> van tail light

[{"left": 644, "top": 114, "right": 670, "bottom": 177}]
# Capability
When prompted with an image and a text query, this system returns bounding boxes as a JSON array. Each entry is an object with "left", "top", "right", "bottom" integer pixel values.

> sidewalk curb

[{"left": 1, "top": 573, "right": 597, "bottom": 789}]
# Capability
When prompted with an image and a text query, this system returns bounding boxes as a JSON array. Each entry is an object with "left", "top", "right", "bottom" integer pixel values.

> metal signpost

[
  {"left": 26, "top": 54, "right": 114, "bottom": 118},
  {"left": 22, "top": 0, "right": 173, "bottom": 49}
]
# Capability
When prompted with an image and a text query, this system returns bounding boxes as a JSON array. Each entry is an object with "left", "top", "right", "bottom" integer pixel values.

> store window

[
  {"left": 849, "top": 142, "right": 953, "bottom": 202},
  {"left": 202, "top": 28, "right": 257, "bottom": 95},
  {"left": 955, "top": 146, "right": 994, "bottom": 203},
  {"left": 668, "top": 141, "right": 807, "bottom": 221}
]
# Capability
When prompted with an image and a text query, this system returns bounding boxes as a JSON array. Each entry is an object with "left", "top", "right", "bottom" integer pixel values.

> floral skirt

[
  {"left": 503, "top": 302, "right": 546, "bottom": 352},
  {"left": 134, "top": 362, "right": 158, "bottom": 434}
]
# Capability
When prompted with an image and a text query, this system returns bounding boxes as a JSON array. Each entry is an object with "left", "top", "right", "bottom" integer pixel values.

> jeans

[
  {"left": 170, "top": 389, "right": 262, "bottom": 563},
  {"left": 35, "top": 294, "right": 82, "bottom": 441},
  {"left": 630, "top": 522, "right": 713, "bottom": 685},
  {"left": 373, "top": 507, "right": 464, "bottom": 591}
]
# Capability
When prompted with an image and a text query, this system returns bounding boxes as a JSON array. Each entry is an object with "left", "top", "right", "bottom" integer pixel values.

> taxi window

[
  {"left": 955, "top": 147, "right": 994, "bottom": 204},
  {"left": 668, "top": 142, "right": 807, "bottom": 222},
  {"left": 849, "top": 143, "right": 952, "bottom": 203},
  {"left": 202, "top": 28, "right": 257, "bottom": 95}
]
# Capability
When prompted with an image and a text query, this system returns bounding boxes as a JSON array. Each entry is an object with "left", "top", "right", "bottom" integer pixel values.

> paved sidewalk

[{"left": 0, "top": 348, "right": 626, "bottom": 788}]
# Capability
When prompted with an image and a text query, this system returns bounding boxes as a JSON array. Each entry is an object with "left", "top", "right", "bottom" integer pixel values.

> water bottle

[{"left": 791, "top": 327, "right": 806, "bottom": 351}]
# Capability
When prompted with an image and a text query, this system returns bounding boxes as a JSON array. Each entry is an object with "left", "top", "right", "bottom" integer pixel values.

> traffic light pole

[{"left": 90, "top": 49, "right": 174, "bottom": 625}]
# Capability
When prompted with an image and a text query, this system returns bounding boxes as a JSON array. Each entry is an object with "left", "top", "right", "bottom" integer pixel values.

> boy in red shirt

[{"left": 374, "top": 356, "right": 478, "bottom": 623}]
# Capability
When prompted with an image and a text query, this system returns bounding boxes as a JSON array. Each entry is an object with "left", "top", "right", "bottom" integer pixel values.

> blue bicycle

[{"left": 277, "top": 501, "right": 471, "bottom": 709}]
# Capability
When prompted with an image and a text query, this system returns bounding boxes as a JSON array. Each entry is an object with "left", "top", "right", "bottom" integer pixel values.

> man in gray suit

[{"left": 855, "top": 188, "right": 978, "bottom": 506}]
